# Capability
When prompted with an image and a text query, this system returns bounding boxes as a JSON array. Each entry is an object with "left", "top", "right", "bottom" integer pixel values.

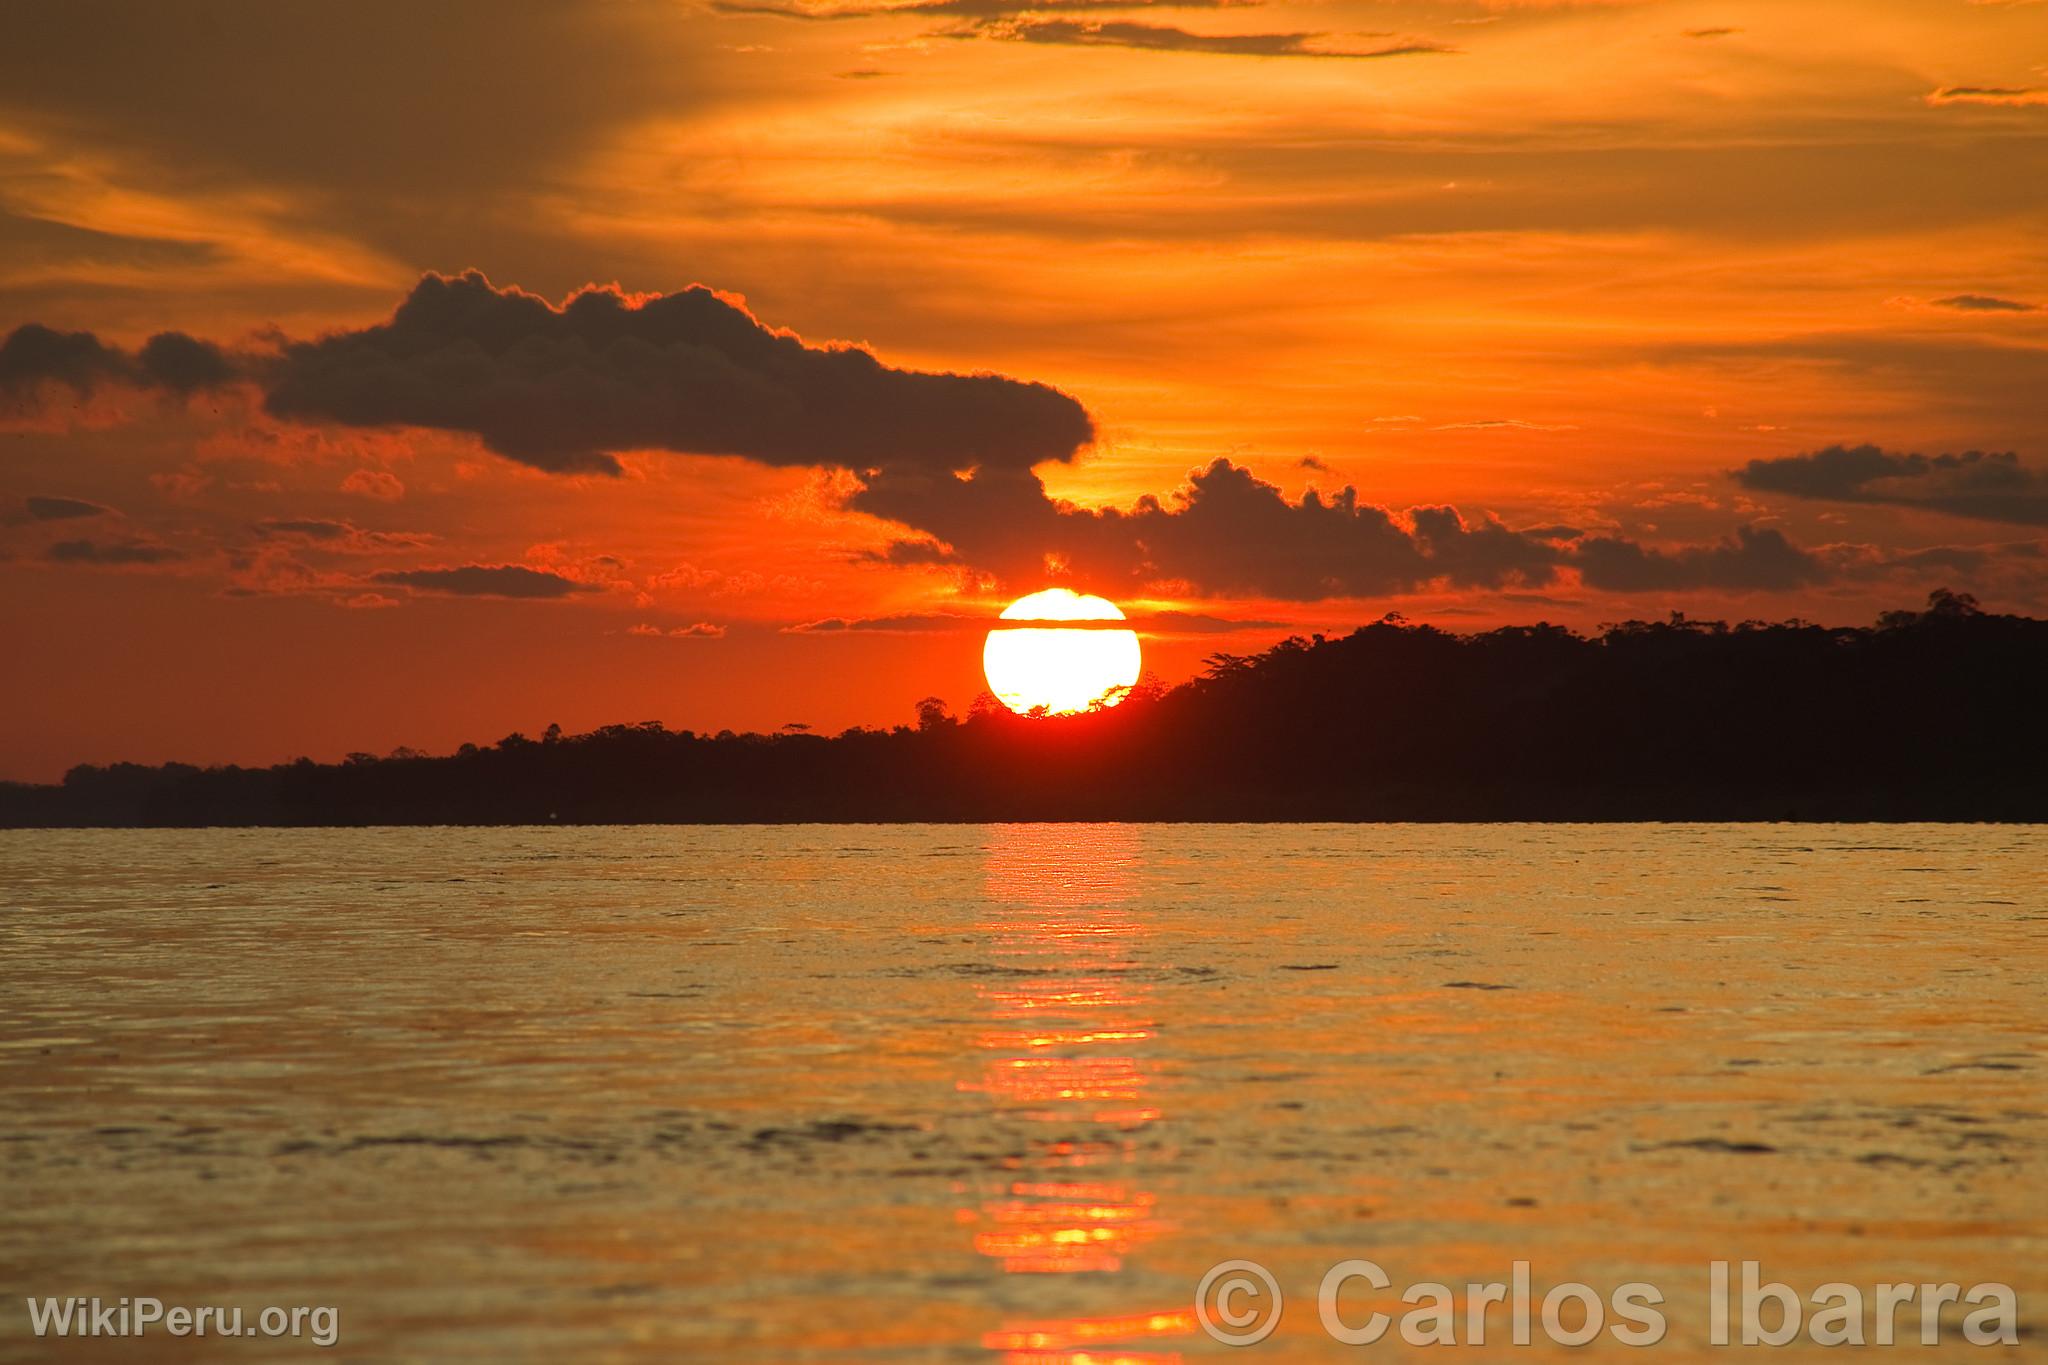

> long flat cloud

[
  {"left": 717, "top": 0, "right": 1248, "bottom": 18},
  {"left": 25, "top": 496, "right": 114, "bottom": 521},
  {"left": 784, "top": 607, "right": 1291, "bottom": 633},
  {"left": 45, "top": 538, "right": 182, "bottom": 566},
  {"left": 1925, "top": 86, "right": 2048, "bottom": 108},
  {"left": 1932, "top": 294, "right": 2036, "bottom": 312},
  {"left": 969, "top": 17, "right": 1451, "bottom": 57},
  {"left": 371, "top": 564, "right": 596, "bottom": 598},
  {"left": 1735, "top": 444, "right": 2048, "bottom": 527},
  {"left": 262, "top": 271, "right": 1094, "bottom": 476}
]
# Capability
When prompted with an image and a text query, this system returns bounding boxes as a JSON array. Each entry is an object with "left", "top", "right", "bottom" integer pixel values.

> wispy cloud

[
  {"left": 1435, "top": 419, "right": 1580, "bottom": 432},
  {"left": 969, "top": 18, "right": 1453, "bottom": 59},
  {"left": 629, "top": 621, "right": 727, "bottom": 638},
  {"left": 716, "top": 0, "right": 1250, "bottom": 18},
  {"left": 784, "top": 608, "right": 1290, "bottom": 633},
  {"left": 1931, "top": 293, "right": 2037, "bottom": 312},
  {"left": 1926, "top": 85, "right": 2048, "bottom": 107}
]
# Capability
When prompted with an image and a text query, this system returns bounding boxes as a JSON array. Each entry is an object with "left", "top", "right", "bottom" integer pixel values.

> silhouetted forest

[{"left": 5, "top": 591, "right": 2042, "bottom": 825}]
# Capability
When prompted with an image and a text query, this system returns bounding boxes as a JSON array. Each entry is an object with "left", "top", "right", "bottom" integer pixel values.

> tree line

[{"left": 4, "top": 591, "right": 2041, "bottom": 825}]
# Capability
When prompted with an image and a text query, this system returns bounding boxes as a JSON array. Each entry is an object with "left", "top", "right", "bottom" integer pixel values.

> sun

[{"left": 983, "top": 589, "right": 1143, "bottom": 715}]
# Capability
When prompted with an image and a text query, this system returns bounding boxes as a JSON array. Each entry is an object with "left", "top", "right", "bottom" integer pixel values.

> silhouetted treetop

[{"left": 4, "top": 592, "right": 2041, "bottom": 825}]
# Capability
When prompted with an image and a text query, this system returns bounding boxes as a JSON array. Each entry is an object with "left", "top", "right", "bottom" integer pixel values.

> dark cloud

[
  {"left": 1735, "top": 444, "right": 2048, "bottom": 527},
  {"left": 1571, "top": 525, "right": 1826, "bottom": 592},
  {"left": 0, "top": 2, "right": 715, "bottom": 204},
  {"left": 857, "top": 457, "right": 1845, "bottom": 599},
  {"left": 718, "top": 0, "right": 1245, "bottom": 18},
  {"left": 370, "top": 564, "right": 596, "bottom": 598},
  {"left": 263, "top": 271, "right": 1094, "bottom": 476},
  {"left": 970, "top": 18, "right": 1451, "bottom": 58},
  {"left": 784, "top": 606, "right": 1290, "bottom": 633},
  {"left": 1925, "top": 86, "right": 2048, "bottom": 108},
  {"left": 25, "top": 496, "right": 113, "bottom": 521},
  {"left": 0, "top": 325, "right": 128, "bottom": 398},
  {"left": 137, "top": 332, "right": 237, "bottom": 391},
  {"left": 856, "top": 457, "right": 1563, "bottom": 599},
  {"left": 45, "top": 538, "right": 182, "bottom": 566},
  {"left": 1931, "top": 294, "right": 2036, "bottom": 312},
  {"left": 0, "top": 323, "right": 235, "bottom": 407},
  {"left": 1683, "top": 27, "right": 1740, "bottom": 38}
]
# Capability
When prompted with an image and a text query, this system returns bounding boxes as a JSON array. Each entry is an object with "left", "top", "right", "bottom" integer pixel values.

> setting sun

[{"left": 983, "top": 590, "right": 1142, "bottom": 716}]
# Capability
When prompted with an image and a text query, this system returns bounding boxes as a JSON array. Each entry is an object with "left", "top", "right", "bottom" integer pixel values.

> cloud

[
  {"left": 1825, "top": 538, "right": 2044, "bottom": 581},
  {"left": 45, "top": 538, "right": 182, "bottom": 566},
  {"left": 1734, "top": 444, "right": 2048, "bottom": 527},
  {"left": 856, "top": 457, "right": 1852, "bottom": 599},
  {"left": 340, "top": 468, "right": 406, "bottom": 501},
  {"left": 0, "top": 323, "right": 235, "bottom": 409},
  {"left": 0, "top": 2, "right": 718, "bottom": 209},
  {"left": 969, "top": 17, "right": 1452, "bottom": 58},
  {"left": 262, "top": 271, "right": 1093, "bottom": 476},
  {"left": 370, "top": 564, "right": 597, "bottom": 598},
  {"left": 1137, "top": 609, "right": 1294, "bottom": 633},
  {"left": 254, "top": 517, "right": 429, "bottom": 551},
  {"left": 1570, "top": 525, "right": 1826, "bottom": 591},
  {"left": 629, "top": 621, "right": 726, "bottom": 638},
  {"left": 1931, "top": 293, "right": 2037, "bottom": 312},
  {"left": 1683, "top": 26, "right": 1739, "bottom": 37},
  {"left": 1925, "top": 86, "right": 2048, "bottom": 108},
  {"left": 1434, "top": 419, "right": 1579, "bottom": 432},
  {"left": 24, "top": 496, "right": 113, "bottom": 521},
  {"left": 256, "top": 518, "right": 356, "bottom": 541},
  {"left": 855, "top": 457, "right": 1564, "bottom": 599},
  {"left": 783, "top": 612, "right": 973, "bottom": 633},
  {"left": 782, "top": 606, "right": 1290, "bottom": 633},
  {"left": 718, "top": 0, "right": 1248, "bottom": 17}
]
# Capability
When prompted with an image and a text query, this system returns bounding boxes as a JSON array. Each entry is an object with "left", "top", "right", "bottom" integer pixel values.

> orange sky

[{"left": 2, "top": 0, "right": 2045, "bottom": 779}]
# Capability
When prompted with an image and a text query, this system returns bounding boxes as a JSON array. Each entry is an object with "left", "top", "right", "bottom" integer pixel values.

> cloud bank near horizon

[{"left": 3, "top": 275, "right": 2040, "bottom": 606}]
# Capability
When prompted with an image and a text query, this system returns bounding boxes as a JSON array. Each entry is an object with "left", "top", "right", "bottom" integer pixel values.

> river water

[{"left": 2, "top": 825, "right": 2041, "bottom": 1360}]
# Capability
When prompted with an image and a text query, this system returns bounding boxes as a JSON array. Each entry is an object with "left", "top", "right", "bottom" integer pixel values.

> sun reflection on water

[{"left": 968, "top": 824, "right": 1195, "bottom": 1363}]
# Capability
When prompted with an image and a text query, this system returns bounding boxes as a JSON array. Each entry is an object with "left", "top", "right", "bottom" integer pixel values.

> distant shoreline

[{"left": 6, "top": 597, "right": 2043, "bottom": 829}]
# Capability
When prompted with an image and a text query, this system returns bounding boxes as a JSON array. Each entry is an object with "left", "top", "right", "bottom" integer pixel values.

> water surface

[{"left": 2, "top": 825, "right": 2042, "bottom": 1360}]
